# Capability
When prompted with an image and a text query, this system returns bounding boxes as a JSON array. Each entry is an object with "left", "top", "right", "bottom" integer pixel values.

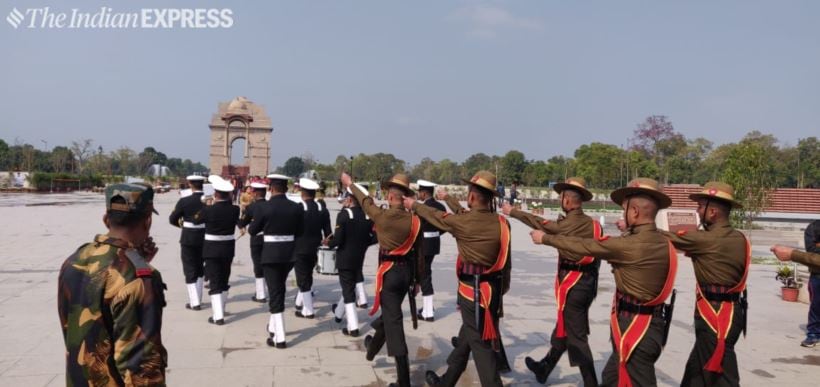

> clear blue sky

[{"left": 1, "top": 0, "right": 818, "bottom": 168}]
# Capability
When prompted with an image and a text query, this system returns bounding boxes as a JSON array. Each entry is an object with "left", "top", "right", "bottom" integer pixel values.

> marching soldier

[
  {"left": 416, "top": 179, "right": 447, "bottom": 322},
  {"left": 248, "top": 174, "right": 304, "bottom": 348},
  {"left": 341, "top": 172, "right": 422, "bottom": 387},
  {"left": 59, "top": 183, "right": 167, "bottom": 386},
  {"left": 406, "top": 170, "right": 512, "bottom": 387},
  {"left": 193, "top": 175, "right": 240, "bottom": 325},
  {"left": 168, "top": 175, "right": 207, "bottom": 310},
  {"left": 238, "top": 181, "right": 271, "bottom": 303},
  {"left": 328, "top": 187, "right": 377, "bottom": 336},
  {"left": 530, "top": 178, "right": 678, "bottom": 387},
  {"left": 293, "top": 178, "right": 332, "bottom": 318},
  {"left": 502, "top": 177, "right": 601, "bottom": 385},
  {"left": 662, "top": 182, "right": 749, "bottom": 387}
]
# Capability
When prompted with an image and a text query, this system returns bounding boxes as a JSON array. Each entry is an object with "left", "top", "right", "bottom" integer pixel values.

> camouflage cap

[{"left": 105, "top": 183, "right": 159, "bottom": 215}]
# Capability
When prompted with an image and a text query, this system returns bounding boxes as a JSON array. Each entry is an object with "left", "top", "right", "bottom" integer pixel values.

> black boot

[
  {"left": 394, "top": 355, "right": 410, "bottom": 387},
  {"left": 450, "top": 336, "right": 459, "bottom": 348},
  {"left": 365, "top": 332, "right": 386, "bottom": 361},
  {"left": 579, "top": 362, "right": 598, "bottom": 387},
  {"left": 332, "top": 303, "right": 342, "bottom": 323},
  {"left": 342, "top": 328, "right": 359, "bottom": 337},
  {"left": 426, "top": 370, "right": 442, "bottom": 386},
  {"left": 525, "top": 348, "right": 561, "bottom": 384}
]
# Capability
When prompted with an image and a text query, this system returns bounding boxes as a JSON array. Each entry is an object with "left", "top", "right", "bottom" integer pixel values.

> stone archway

[{"left": 208, "top": 96, "right": 273, "bottom": 177}]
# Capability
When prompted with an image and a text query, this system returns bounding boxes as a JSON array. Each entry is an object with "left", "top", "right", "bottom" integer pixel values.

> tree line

[
  {"left": 277, "top": 116, "right": 819, "bottom": 191},
  {"left": 0, "top": 138, "right": 208, "bottom": 178}
]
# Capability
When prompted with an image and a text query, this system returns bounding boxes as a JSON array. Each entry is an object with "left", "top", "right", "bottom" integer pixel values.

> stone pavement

[{"left": 0, "top": 192, "right": 817, "bottom": 386}]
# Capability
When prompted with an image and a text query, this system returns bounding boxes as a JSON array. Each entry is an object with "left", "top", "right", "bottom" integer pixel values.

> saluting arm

[
  {"left": 540, "top": 233, "right": 620, "bottom": 261},
  {"left": 444, "top": 196, "right": 467, "bottom": 214},
  {"left": 351, "top": 184, "right": 385, "bottom": 224},
  {"left": 411, "top": 202, "right": 456, "bottom": 234},
  {"left": 660, "top": 229, "right": 707, "bottom": 256},
  {"left": 792, "top": 249, "right": 820, "bottom": 267},
  {"left": 510, "top": 208, "right": 560, "bottom": 233}
]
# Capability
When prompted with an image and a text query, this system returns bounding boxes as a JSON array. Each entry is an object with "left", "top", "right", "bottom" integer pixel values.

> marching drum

[{"left": 316, "top": 247, "right": 338, "bottom": 275}]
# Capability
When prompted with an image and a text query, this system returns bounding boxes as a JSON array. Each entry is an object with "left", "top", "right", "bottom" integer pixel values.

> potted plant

[
  {"left": 529, "top": 201, "right": 543, "bottom": 215},
  {"left": 776, "top": 265, "right": 801, "bottom": 302}
]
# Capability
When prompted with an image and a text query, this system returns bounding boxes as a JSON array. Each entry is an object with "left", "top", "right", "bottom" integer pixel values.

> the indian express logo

[{"left": 6, "top": 7, "right": 234, "bottom": 29}]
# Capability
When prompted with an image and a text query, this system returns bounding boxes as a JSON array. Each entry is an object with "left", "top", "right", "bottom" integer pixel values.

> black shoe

[
  {"left": 450, "top": 336, "right": 459, "bottom": 348},
  {"left": 266, "top": 337, "right": 287, "bottom": 348},
  {"left": 295, "top": 310, "right": 315, "bottom": 319},
  {"left": 185, "top": 303, "right": 201, "bottom": 311},
  {"left": 342, "top": 328, "right": 359, "bottom": 337},
  {"left": 251, "top": 296, "right": 267, "bottom": 303},
  {"left": 417, "top": 309, "right": 435, "bottom": 322},
  {"left": 357, "top": 303, "right": 368, "bottom": 310},
  {"left": 332, "top": 304, "right": 342, "bottom": 323},
  {"left": 364, "top": 335, "right": 374, "bottom": 360},
  {"left": 525, "top": 356, "right": 549, "bottom": 384},
  {"left": 425, "top": 370, "right": 441, "bottom": 386},
  {"left": 208, "top": 317, "right": 224, "bottom": 326}
]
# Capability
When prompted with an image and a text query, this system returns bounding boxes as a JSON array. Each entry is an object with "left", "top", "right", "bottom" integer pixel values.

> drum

[{"left": 316, "top": 247, "right": 338, "bottom": 275}]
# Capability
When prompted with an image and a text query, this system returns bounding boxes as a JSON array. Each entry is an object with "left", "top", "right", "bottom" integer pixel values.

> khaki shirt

[
  {"left": 792, "top": 250, "right": 820, "bottom": 273},
  {"left": 662, "top": 220, "right": 746, "bottom": 287},
  {"left": 411, "top": 201, "right": 511, "bottom": 292},
  {"left": 351, "top": 184, "right": 412, "bottom": 251},
  {"left": 511, "top": 208, "right": 597, "bottom": 262},
  {"left": 541, "top": 223, "right": 672, "bottom": 302}
]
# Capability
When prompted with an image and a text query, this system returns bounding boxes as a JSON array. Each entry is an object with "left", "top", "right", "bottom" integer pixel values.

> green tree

[
  {"left": 462, "top": 153, "right": 493, "bottom": 175},
  {"left": 574, "top": 142, "right": 623, "bottom": 189},
  {"left": 722, "top": 141, "right": 777, "bottom": 228},
  {"left": 0, "top": 139, "right": 9, "bottom": 170},
  {"left": 500, "top": 150, "right": 527, "bottom": 184},
  {"left": 797, "top": 137, "right": 820, "bottom": 188},
  {"left": 522, "top": 160, "right": 550, "bottom": 186},
  {"left": 282, "top": 156, "right": 306, "bottom": 177}
]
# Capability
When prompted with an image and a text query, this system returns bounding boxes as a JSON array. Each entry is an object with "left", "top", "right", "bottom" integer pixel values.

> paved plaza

[{"left": 0, "top": 192, "right": 816, "bottom": 386}]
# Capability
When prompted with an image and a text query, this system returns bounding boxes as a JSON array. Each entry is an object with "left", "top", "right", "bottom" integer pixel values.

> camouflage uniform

[{"left": 58, "top": 184, "right": 167, "bottom": 386}]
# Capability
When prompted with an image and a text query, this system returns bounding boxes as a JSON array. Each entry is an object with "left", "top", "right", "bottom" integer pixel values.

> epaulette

[
  {"left": 541, "top": 220, "right": 550, "bottom": 225},
  {"left": 676, "top": 230, "right": 688, "bottom": 236},
  {"left": 124, "top": 249, "right": 153, "bottom": 278}
]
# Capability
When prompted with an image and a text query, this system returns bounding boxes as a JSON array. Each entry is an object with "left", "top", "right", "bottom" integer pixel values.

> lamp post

[{"left": 349, "top": 155, "right": 354, "bottom": 180}]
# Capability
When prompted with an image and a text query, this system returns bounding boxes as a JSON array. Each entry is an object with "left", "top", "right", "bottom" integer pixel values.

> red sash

[
  {"left": 695, "top": 235, "right": 750, "bottom": 373},
  {"left": 369, "top": 215, "right": 421, "bottom": 316},
  {"left": 554, "top": 219, "right": 603, "bottom": 338},
  {"left": 456, "top": 215, "right": 510, "bottom": 341},
  {"left": 610, "top": 240, "right": 678, "bottom": 387}
]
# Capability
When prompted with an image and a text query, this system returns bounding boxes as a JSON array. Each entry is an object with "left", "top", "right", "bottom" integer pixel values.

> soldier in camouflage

[{"left": 58, "top": 183, "right": 168, "bottom": 386}]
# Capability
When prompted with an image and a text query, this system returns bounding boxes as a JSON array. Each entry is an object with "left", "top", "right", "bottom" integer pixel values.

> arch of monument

[{"left": 208, "top": 96, "right": 273, "bottom": 178}]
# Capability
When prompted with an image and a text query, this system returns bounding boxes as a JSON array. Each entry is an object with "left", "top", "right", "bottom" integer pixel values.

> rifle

[
  {"left": 662, "top": 289, "right": 677, "bottom": 347},
  {"left": 740, "top": 289, "right": 748, "bottom": 337}
]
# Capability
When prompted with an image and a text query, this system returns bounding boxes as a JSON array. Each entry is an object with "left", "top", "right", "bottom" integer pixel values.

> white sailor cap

[
  {"left": 299, "top": 178, "right": 320, "bottom": 191},
  {"left": 186, "top": 175, "right": 206, "bottom": 181},
  {"left": 266, "top": 174, "right": 291, "bottom": 182},
  {"left": 417, "top": 179, "right": 437, "bottom": 188},
  {"left": 208, "top": 175, "right": 235, "bottom": 192},
  {"left": 250, "top": 182, "right": 268, "bottom": 189}
]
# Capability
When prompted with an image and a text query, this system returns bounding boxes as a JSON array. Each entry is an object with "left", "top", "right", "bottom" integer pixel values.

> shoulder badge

[
  {"left": 124, "top": 249, "right": 153, "bottom": 278},
  {"left": 541, "top": 220, "right": 551, "bottom": 225},
  {"left": 676, "top": 230, "right": 688, "bottom": 236}
]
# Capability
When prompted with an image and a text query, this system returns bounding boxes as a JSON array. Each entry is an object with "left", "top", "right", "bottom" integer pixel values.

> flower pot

[{"left": 782, "top": 287, "right": 799, "bottom": 302}]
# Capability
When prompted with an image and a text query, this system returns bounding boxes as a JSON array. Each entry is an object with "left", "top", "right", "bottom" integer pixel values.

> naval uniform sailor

[
  {"left": 328, "top": 187, "right": 377, "bottom": 337},
  {"left": 416, "top": 179, "right": 447, "bottom": 322},
  {"left": 248, "top": 174, "right": 304, "bottom": 348},
  {"left": 193, "top": 175, "right": 239, "bottom": 325},
  {"left": 663, "top": 182, "right": 749, "bottom": 387},
  {"left": 237, "top": 181, "right": 271, "bottom": 303},
  {"left": 292, "top": 178, "right": 332, "bottom": 319},
  {"left": 531, "top": 178, "right": 678, "bottom": 387},
  {"left": 168, "top": 175, "right": 207, "bottom": 310},
  {"left": 341, "top": 172, "right": 422, "bottom": 387},
  {"left": 410, "top": 171, "right": 511, "bottom": 387},
  {"left": 503, "top": 177, "right": 602, "bottom": 386}
]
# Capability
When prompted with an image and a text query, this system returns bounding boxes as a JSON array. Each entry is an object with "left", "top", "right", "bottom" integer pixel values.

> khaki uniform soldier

[
  {"left": 531, "top": 178, "right": 678, "bottom": 387},
  {"left": 341, "top": 172, "right": 422, "bottom": 387},
  {"left": 663, "top": 182, "right": 750, "bottom": 387},
  {"left": 193, "top": 175, "right": 240, "bottom": 325},
  {"left": 59, "top": 183, "right": 167, "bottom": 386},
  {"left": 416, "top": 179, "right": 448, "bottom": 322},
  {"left": 503, "top": 177, "right": 602, "bottom": 386},
  {"left": 168, "top": 175, "right": 207, "bottom": 310},
  {"left": 237, "top": 182, "right": 271, "bottom": 303},
  {"left": 407, "top": 171, "right": 512, "bottom": 387}
]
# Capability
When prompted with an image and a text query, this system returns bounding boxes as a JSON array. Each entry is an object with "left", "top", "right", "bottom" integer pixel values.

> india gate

[{"left": 208, "top": 96, "right": 273, "bottom": 178}]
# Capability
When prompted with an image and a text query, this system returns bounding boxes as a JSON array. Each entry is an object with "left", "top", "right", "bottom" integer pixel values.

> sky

[{"left": 1, "top": 0, "right": 818, "bottom": 169}]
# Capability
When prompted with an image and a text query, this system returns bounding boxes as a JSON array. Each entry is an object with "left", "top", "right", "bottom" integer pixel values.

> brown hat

[
  {"left": 610, "top": 178, "right": 672, "bottom": 209},
  {"left": 553, "top": 177, "right": 593, "bottom": 202},
  {"left": 461, "top": 170, "right": 501, "bottom": 197},
  {"left": 689, "top": 181, "right": 743, "bottom": 209},
  {"left": 382, "top": 173, "right": 414, "bottom": 195}
]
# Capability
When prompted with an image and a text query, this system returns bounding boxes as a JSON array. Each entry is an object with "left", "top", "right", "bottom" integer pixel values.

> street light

[{"left": 349, "top": 155, "right": 354, "bottom": 180}]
